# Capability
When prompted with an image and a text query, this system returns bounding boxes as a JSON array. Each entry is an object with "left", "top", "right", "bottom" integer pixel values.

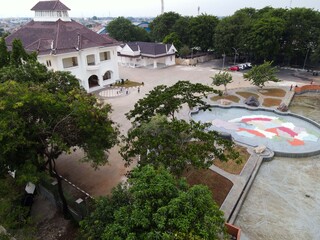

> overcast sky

[{"left": 1, "top": 0, "right": 320, "bottom": 18}]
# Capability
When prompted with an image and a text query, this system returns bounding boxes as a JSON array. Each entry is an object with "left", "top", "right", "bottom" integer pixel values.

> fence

[{"left": 38, "top": 175, "right": 95, "bottom": 222}]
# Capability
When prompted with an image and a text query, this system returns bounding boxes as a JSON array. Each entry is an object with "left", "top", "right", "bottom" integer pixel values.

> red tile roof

[
  {"left": 5, "top": 20, "right": 119, "bottom": 55},
  {"left": 31, "top": 0, "right": 70, "bottom": 11}
]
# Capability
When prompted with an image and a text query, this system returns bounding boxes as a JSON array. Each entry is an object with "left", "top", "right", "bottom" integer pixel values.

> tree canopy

[
  {"left": 126, "top": 81, "right": 218, "bottom": 123},
  {"left": 189, "top": 14, "right": 218, "bottom": 51},
  {"left": 149, "top": 12, "right": 182, "bottom": 42},
  {"left": 243, "top": 61, "right": 280, "bottom": 88},
  {"left": 120, "top": 116, "right": 238, "bottom": 176},
  {"left": 0, "top": 50, "right": 119, "bottom": 216},
  {"left": 0, "top": 37, "right": 9, "bottom": 68},
  {"left": 80, "top": 165, "right": 226, "bottom": 240},
  {"left": 211, "top": 71, "right": 233, "bottom": 94},
  {"left": 0, "top": 80, "right": 119, "bottom": 216},
  {"left": 107, "top": 17, "right": 149, "bottom": 42}
]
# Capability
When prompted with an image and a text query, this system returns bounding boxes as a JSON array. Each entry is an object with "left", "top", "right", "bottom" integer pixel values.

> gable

[
  {"left": 31, "top": 1, "right": 70, "bottom": 11},
  {"left": 5, "top": 20, "right": 119, "bottom": 56}
]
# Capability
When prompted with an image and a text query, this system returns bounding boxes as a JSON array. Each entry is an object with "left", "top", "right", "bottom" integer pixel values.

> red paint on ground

[
  {"left": 288, "top": 138, "right": 304, "bottom": 146},
  {"left": 278, "top": 126, "right": 298, "bottom": 137},
  {"left": 238, "top": 128, "right": 266, "bottom": 137},
  {"left": 242, "top": 117, "right": 272, "bottom": 123}
]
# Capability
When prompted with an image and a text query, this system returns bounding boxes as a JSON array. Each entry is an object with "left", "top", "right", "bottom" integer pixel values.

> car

[
  {"left": 238, "top": 64, "right": 246, "bottom": 70},
  {"left": 244, "top": 62, "right": 252, "bottom": 68},
  {"left": 229, "top": 66, "right": 239, "bottom": 71}
]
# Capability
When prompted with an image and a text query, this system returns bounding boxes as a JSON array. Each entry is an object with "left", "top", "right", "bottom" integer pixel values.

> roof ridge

[{"left": 53, "top": 0, "right": 59, "bottom": 10}]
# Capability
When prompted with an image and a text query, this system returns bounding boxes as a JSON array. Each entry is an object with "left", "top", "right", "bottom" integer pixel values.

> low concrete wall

[
  {"left": 294, "top": 84, "right": 320, "bottom": 94},
  {"left": 225, "top": 223, "right": 241, "bottom": 239},
  {"left": 176, "top": 55, "right": 215, "bottom": 66}
]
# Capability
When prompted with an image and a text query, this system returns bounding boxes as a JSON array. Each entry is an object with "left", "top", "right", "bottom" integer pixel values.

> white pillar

[{"left": 153, "top": 60, "right": 157, "bottom": 68}]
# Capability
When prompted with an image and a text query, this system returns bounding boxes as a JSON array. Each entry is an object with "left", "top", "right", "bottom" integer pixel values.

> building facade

[
  {"left": 117, "top": 42, "right": 176, "bottom": 69},
  {"left": 5, "top": 0, "right": 120, "bottom": 92}
]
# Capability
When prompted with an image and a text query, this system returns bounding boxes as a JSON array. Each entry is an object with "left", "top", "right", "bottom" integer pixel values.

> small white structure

[
  {"left": 5, "top": 0, "right": 120, "bottom": 92},
  {"left": 117, "top": 42, "right": 176, "bottom": 69}
]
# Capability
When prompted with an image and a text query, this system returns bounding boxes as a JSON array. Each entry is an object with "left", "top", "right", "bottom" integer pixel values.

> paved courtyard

[{"left": 55, "top": 62, "right": 316, "bottom": 197}]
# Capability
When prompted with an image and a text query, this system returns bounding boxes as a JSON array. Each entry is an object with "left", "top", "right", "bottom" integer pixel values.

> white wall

[{"left": 37, "top": 45, "right": 120, "bottom": 92}]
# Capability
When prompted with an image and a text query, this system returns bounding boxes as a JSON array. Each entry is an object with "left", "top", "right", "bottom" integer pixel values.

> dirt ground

[{"left": 31, "top": 195, "right": 78, "bottom": 240}]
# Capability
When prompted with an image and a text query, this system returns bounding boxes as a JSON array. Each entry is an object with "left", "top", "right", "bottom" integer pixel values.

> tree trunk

[{"left": 48, "top": 158, "right": 71, "bottom": 219}]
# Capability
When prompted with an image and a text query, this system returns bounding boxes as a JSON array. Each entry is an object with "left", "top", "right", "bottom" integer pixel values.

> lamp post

[
  {"left": 222, "top": 53, "right": 226, "bottom": 70},
  {"left": 303, "top": 46, "right": 311, "bottom": 70},
  {"left": 232, "top": 47, "right": 240, "bottom": 65}
]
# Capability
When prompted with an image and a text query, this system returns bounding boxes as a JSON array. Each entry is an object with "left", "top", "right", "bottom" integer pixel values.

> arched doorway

[
  {"left": 88, "top": 75, "right": 99, "bottom": 88},
  {"left": 103, "top": 70, "right": 113, "bottom": 80}
]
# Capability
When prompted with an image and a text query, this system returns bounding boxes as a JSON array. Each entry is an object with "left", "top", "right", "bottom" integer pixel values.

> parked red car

[{"left": 229, "top": 65, "right": 239, "bottom": 71}]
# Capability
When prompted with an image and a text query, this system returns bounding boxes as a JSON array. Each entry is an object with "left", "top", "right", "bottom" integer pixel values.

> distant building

[
  {"left": 117, "top": 42, "right": 176, "bottom": 69},
  {"left": 134, "top": 21, "right": 150, "bottom": 33},
  {"left": 5, "top": 0, "right": 120, "bottom": 92}
]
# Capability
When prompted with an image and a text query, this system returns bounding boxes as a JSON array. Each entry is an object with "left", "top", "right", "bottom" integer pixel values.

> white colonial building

[
  {"left": 118, "top": 42, "right": 176, "bottom": 69},
  {"left": 5, "top": 0, "right": 120, "bottom": 92}
]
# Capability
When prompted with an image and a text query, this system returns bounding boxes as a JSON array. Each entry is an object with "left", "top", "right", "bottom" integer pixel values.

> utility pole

[{"left": 161, "top": 0, "right": 164, "bottom": 14}]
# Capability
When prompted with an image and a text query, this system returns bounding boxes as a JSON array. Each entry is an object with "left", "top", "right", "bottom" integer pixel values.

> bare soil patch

[
  {"left": 183, "top": 167, "right": 233, "bottom": 207},
  {"left": 236, "top": 91, "right": 259, "bottom": 100},
  {"left": 263, "top": 98, "right": 282, "bottom": 107},
  {"left": 210, "top": 95, "right": 240, "bottom": 103},
  {"left": 213, "top": 146, "right": 250, "bottom": 175},
  {"left": 31, "top": 196, "right": 79, "bottom": 240},
  {"left": 258, "top": 88, "right": 286, "bottom": 97}
]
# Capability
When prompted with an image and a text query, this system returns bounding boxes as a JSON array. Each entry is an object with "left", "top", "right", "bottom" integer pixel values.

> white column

[{"left": 153, "top": 59, "right": 157, "bottom": 68}]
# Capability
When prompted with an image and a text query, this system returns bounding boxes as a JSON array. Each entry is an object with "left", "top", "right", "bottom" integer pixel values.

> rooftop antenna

[{"left": 161, "top": 0, "right": 164, "bottom": 14}]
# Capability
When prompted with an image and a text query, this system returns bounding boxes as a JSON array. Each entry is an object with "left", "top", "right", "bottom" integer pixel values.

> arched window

[
  {"left": 88, "top": 75, "right": 99, "bottom": 88},
  {"left": 103, "top": 71, "right": 112, "bottom": 80}
]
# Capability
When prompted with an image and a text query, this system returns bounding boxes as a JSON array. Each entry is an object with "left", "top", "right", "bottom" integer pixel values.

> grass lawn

[
  {"left": 263, "top": 98, "right": 282, "bottom": 107},
  {"left": 210, "top": 95, "right": 240, "bottom": 103},
  {"left": 113, "top": 80, "right": 143, "bottom": 88},
  {"left": 183, "top": 167, "right": 233, "bottom": 206},
  {"left": 258, "top": 88, "right": 286, "bottom": 97},
  {"left": 236, "top": 91, "right": 259, "bottom": 100},
  {"left": 213, "top": 145, "right": 250, "bottom": 175}
]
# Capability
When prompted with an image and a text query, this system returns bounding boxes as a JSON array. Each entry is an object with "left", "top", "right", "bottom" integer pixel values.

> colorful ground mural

[{"left": 212, "top": 115, "right": 319, "bottom": 146}]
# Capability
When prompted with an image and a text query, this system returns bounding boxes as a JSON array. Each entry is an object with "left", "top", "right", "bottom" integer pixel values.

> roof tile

[
  {"left": 31, "top": 1, "right": 70, "bottom": 11},
  {"left": 6, "top": 20, "right": 119, "bottom": 55}
]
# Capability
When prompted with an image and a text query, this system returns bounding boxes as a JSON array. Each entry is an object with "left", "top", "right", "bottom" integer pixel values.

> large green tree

[
  {"left": 243, "top": 61, "right": 280, "bottom": 88},
  {"left": 189, "top": 14, "right": 219, "bottom": 51},
  {"left": 0, "top": 80, "right": 119, "bottom": 217},
  {"left": 107, "top": 17, "right": 149, "bottom": 42},
  {"left": 282, "top": 8, "right": 320, "bottom": 66},
  {"left": 163, "top": 32, "right": 182, "bottom": 51},
  {"left": 80, "top": 165, "right": 226, "bottom": 239},
  {"left": 0, "top": 37, "right": 9, "bottom": 68},
  {"left": 121, "top": 116, "right": 238, "bottom": 176},
  {"left": 149, "top": 11, "right": 181, "bottom": 42},
  {"left": 247, "top": 11, "right": 285, "bottom": 62},
  {"left": 126, "top": 81, "right": 218, "bottom": 123},
  {"left": 172, "top": 16, "right": 192, "bottom": 47},
  {"left": 214, "top": 8, "right": 256, "bottom": 57},
  {"left": 9, "top": 39, "right": 29, "bottom": 67}
]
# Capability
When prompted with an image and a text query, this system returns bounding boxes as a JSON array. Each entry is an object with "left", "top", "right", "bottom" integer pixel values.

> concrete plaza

[{"left": 55, "top": 62, "right": 313, "bottom": 197}]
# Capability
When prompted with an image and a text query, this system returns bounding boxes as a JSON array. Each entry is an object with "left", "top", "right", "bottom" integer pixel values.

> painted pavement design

[{"left": 212, "top": 115, "right": 320, "bottom": 146}]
